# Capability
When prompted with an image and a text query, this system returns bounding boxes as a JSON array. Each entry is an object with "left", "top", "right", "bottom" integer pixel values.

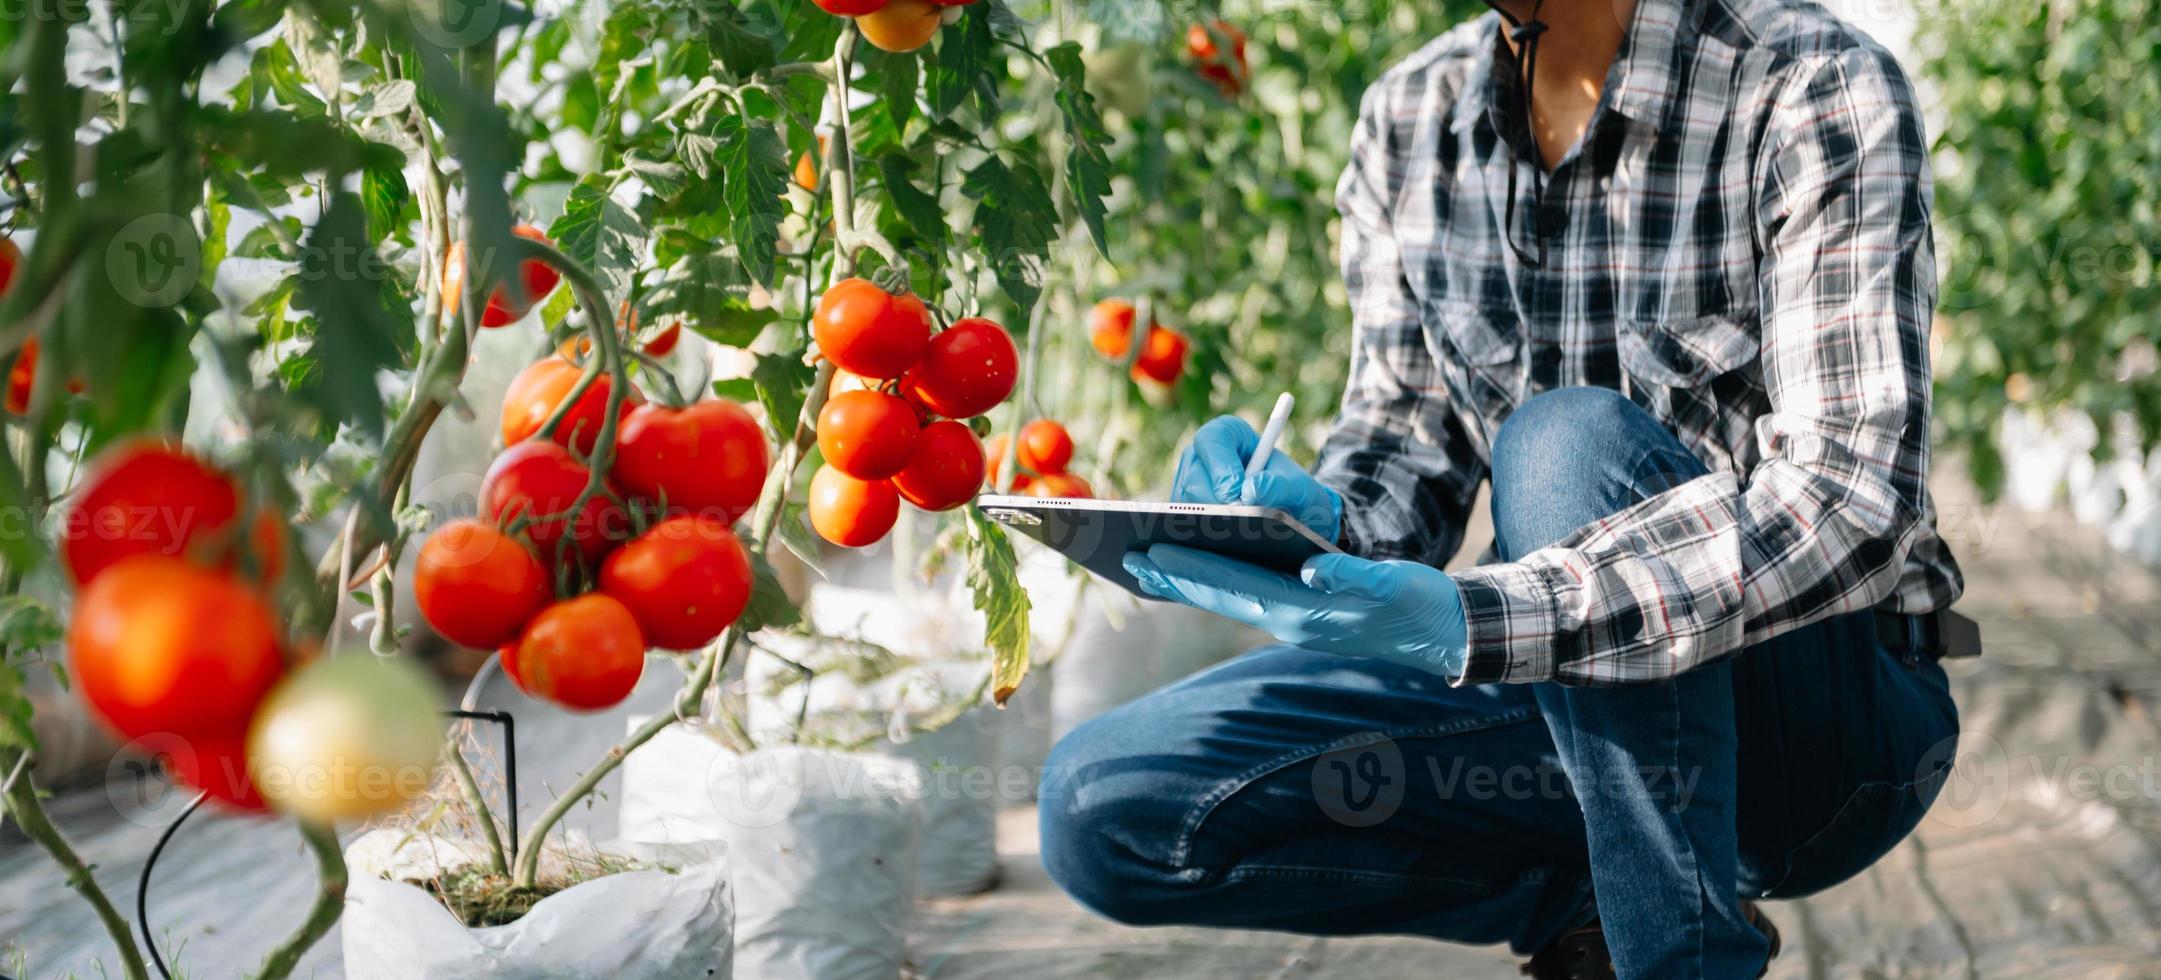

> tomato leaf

[
  {"left": 712, "top": 116, "right": 790, "bottom": 286},
  {"left": 774, "top": 502, "right": 828, "bottom": 579},
  {"left": 552, "top": 178, "right": 647, "bottom": 302},
  {"left": 963, "top": 507, "right": 1031, "bottom": 706},
  {"left": 960, "top": 154, "right": 1057, "bottom": 316},
  {"left": 647, "top": 249, "right": 775, "bottom": 348},
  {"left": 1047, "top": 42, "right": 1112, "bottom": 255},
  {"left": 0, "top": 665, "right": 35, "bottom": 752},
  {"left": 926, "top": 6, "right": 998, "bottom": 121},
  {"left": 359, "top": 156, "right": 410, "bottom": 242},
  {"left": 736, "top": 550, "right": 803, "bottom": 634},
  {"left": 876, "top": 151, "right": 947, "bottom": 252},
  {"left": 729, "top": 351, "right": 815, "bottom": 444},
  {"left": 291, "top": 191, "right": 406, "bottom": 438}
]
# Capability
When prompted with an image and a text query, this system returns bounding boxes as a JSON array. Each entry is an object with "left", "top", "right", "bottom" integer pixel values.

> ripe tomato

[
  {"left": 3, "top": 336, "right": 83, "bottom": 415},
  {"left": 599, "top": 515, "right": 753, "bottom": 651},
  {"left": 814, "top": 0, "right": 886, "bottom": 13},
  {"left": 68, "top": 556, "right": 284, "bottom": 742},
  {"left": 808, "top": 466, "right": 900, "bottom": 548},
  {"left": 481, "top": 441, "right": 629, "bottom": 571},
  {"left": 891, "top": 420, "right": 985, "bottom": 512},
  {"left": 60, "top": 440, "right": 275, "bottom": 587},
  {"left": 643, "top": 321, "right": 683, "bottom": 358},
  {"left": 902, "top": 317, "right": 1017, "bottom": 419},
  {"left": 817, "top": 389, "right": 921, "bottom": 480},
  {"left": 0, "top": 237, "right": 19, "bottom": 293},
  {"left": 1027, "top": 472, "right": 1095, "bottom": 499},
  {"left": 1089, "top": 299, "right": 1138, "bottom": 359},
  {"left": 442, "top": 225, "right": 561, "bottom": 328},
  {"left": 1017, "top": 419, "right": 1075, "bottom": 475},
  {"left": 857, "top": 0, "right": 943, "bottom": 52},
  {"left": 1133, "top": 327, "right": 1191, "bottom": 385},
  {"left": 613, "top": 400, "right": 769, "bottom": 522},
  {"left": 500, "top": 355, "right": 645, "bottom": 456},
  {"left": 1187, "top": 20, "right": 1250, "bottom": 96},
  {"left": 497, "top": 643, "right": 531, "bottom": 696},
  {"left": 414, "top": 519, "right": 554, "bottom": 650},
  {"left": 248, "top": 654, "right": 443, "bottom": 823},
  {"left": 164, "top": 732, "right": 271, "bottom": 814},
  {"left": 515, "top": 594, "right": 647, "bottom": 711},
  {"left": 814, "top": 278, "right": 933, "bottom": 378}
]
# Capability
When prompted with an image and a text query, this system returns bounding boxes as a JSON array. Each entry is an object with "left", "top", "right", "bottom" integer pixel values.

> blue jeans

[{"left": 1039, "top": 387, "right": 1959, "bottom": 979}]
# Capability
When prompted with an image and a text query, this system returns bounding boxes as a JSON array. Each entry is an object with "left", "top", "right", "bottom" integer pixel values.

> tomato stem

[
  {"left": 0, "top": 749, "right": 150, "bottom": 980},
  {"left": 249, "top": 820, "right": 346, "bottom": 980}
]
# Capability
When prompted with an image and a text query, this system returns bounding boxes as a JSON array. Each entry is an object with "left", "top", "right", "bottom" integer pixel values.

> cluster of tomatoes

[
  {"left": 1187, "top": 20, "right": 1251, "bottom": 98},
  {"left": 1089, "top": 298, "right": 1191, "bottom": 387},
  {"left": 986, "top": 418, "right": 1094, "bottom": 498},
  {"left": 807, "top": 278, "right": 1019, "bottom": 548},
  {"left": 418, "top": 336, "right": 767, "bottom": 716},
  {"left": 62, "top": 442, "right": 441, "bottom": 820},
  {"left": 812, "top": 0, "right": 977, "bottom": 54}
]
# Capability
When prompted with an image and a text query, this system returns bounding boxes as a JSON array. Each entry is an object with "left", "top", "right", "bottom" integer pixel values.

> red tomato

[
  {"left": 808, "top": 466, "right": 900, "bottom": 548},
  {"left": 481, "top": 441, "right": 629, "bottom": 572},
  {"left": 500, "top": 356, "right": 645, "bottom": 457},
  {"left": 415, "top": 519, "right": 554, "bottom": 650},
  {"left": 515, "top": 594, "right": 647, "bottom": 711},
  {"left": 1017, "top": 419, "right": 1075, "bottom": 475},
  {"left": 68, "top": 556, "right": 284, "bottom": 742},
  {"left": 1187, "top": 20, "right": 1250, "bottom": 96},
  {"left": 498, "top": 643, "right": 531, "bottom": 696},
  {"left": 1133, "top": 327, "right": 1190, "bottom": 385},
  {"left": 816, "top": 390, "right": 921, "bottom": 480},
  {"left": 813, "top": 278, "right": 932, "bottom": 379},
  {"left": 60, "top": 440, "right": 276, "bottom": 587},
  {"left": 0, "top": 237, "right": 19, "bottom": 294},
  {"left": 1089, "top": 299, "right": 1137, "bottom": 359},
  {"left": 1027, "top": 472, "right": 1095, "bottom": 499},
  {"left": 643, "top": 321, "right": 683, "bottom": 358},
  {"left": 612, "top": 400, "right": 770, "bottom": 522},
  {"left": 442, "top": 225, "right": 561, "bottom": 328},
  {"left": 815, "top": 0, "right": 887, "bottom": 12},
  {"left": 891, "top": 420, "right": 986, "bottom": 512},
  {"left": 599, "top": 515, "right": 754, "bottom": 650},
  {"left": 164, "top": 732, "right": 271, "bottom": 814},
  {"left": 902, "top": 317, "right": 1017, "bottom": 420}
]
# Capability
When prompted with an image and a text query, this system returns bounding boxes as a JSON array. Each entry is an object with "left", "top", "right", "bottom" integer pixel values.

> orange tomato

[
  {"left": 808, "top": 466, "right": 900, "bottom": 548},
  {"left": 68, "top": 556, "right": 285, "bottom": 742},
  {"left": 514, "top": 594, "right": 647, "bottom": 711},
  {"left": 414, "top": 519, "right": 554, "bottom": 650},
  {"left": 499, "top": 356, "right": 645, "bottom": 456},
  {"left": 1017, "top": 419, "right": 1075, "bottom": 475},
  {"left": 857, "top": 0, "right": 943, "bottom": 53}
]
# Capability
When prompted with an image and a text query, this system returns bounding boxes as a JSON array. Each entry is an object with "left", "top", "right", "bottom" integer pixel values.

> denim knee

[
  {"left": 1488, "top": 387, "right": 1705, "bottom": 560},
  {"left": 1037, "top": 717, "right": 1188, "bottom": 926}
]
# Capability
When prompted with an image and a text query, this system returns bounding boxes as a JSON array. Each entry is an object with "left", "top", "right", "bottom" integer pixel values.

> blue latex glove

[
  {"left": 1123, "top": 544, "right": 1469, "bottom": 679},
  {"left": 1173, "top": 416, "right": 1344, "bottom": 544}
]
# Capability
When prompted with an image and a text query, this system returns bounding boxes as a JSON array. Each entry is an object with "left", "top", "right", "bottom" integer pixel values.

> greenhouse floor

[{"left": 10, "top": 472, "right": 2161, "bottom": 978}]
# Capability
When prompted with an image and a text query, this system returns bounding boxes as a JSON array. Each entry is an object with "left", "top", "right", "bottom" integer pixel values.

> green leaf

[
  {"left": 0, "top": 665, "right": 35, "bottom": 751},
  {"left": 551, "top": 178, "right": 647, "bottom": 302},
  {"left": 963, "top": 507, "right": 1031, "bottom": 706},
  {"left": 1047, "top": 42, "right": 1112, "bottom": 254},
  {"left": 712, "top": 116, "right": 791, "bottom": 286},
  {"left": 877, "top": 151, "right": 947, "bottom": 252},
  {"left": 645, "top": 249, "right": 775, "bottom": 348},
  {"left": 926, "top": 7, "right": 998, "bottom": 120},
  {"left": 736, "top": 550, "right": 803, "bottom": 633},
  {"left": 0, "top": 596, "right": 66, "bottom": 656},
  {"left": 360, "top": 158, "right": 410, "bottom": 241},
  {"left": 960, "top": 154, "right": 1058, "bottom": 316},
  {"left": 291, "top": 192, "right": 406, "bottom": 438},
  {"left": 774, "top": 502, "right": 827, "bottom": 579},
  {"left": 741, "top": 351, "right": 815, "bottom": 443}
]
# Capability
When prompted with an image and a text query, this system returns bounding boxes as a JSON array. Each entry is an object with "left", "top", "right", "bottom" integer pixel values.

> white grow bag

[
  {"left": 620, "top": 736, "right": 925, "bottom": 980},
  {"left": 339, "top": 829, "right": 732, "bottom": 979}
]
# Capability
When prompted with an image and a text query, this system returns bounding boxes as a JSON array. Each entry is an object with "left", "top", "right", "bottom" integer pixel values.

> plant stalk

[
  {"left": 250, "top": 821, "right": 347, "bottom": 980},
  {"left": 0, "top": 752, "right": 150, "bottom": 980}
]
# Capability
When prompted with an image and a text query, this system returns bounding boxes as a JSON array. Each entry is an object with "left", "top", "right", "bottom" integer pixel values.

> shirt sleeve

[
  {"left": 1315, "top": 82, "right": 1487, "bottom": 568},
  {"left": 1450, "top": 45, "right": 1940, "bottom": 686}
]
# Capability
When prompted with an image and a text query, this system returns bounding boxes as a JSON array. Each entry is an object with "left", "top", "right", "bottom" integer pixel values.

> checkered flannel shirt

[{"left": 1314, "top": 0, "right": 1965, "bottom": 685}]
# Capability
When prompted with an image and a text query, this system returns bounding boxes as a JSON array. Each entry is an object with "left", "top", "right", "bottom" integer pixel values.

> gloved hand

[
  {"left": 1173, "top": 416, "right": 1344, "bottom": 544},
  {"left": 1123, "top": 544, "right": 1468, "bottom": 679}
]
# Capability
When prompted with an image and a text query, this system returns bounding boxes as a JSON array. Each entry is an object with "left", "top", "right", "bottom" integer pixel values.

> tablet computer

[{"left": 976, "top": 495, "right": 1341, "bottom": 600}]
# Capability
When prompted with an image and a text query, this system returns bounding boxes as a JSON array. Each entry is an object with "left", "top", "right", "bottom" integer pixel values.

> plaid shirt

[{"left": 1314, "top": 0, "right": 1965, "bottom": 686}]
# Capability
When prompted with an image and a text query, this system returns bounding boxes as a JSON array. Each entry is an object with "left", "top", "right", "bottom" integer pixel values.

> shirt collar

[{"left": 1448, "top": 0, "right": 1693, "bottom": 137}]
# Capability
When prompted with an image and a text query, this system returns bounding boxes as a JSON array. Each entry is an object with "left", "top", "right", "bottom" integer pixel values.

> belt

[{"left": 1875, "top": 608, "right": 1983, "bottom": 663}]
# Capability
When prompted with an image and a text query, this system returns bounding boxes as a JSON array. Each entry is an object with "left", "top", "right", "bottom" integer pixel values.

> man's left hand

[{"left": 1123, "top": 544, "right": 1469, "bottom": 679}]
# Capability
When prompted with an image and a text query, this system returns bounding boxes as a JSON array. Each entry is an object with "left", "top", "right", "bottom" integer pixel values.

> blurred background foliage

[{"left": 1922, "top": 0, "right": 2161, "bottom": 495}]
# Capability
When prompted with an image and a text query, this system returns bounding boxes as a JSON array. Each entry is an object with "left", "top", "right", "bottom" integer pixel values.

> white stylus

[{"left": 1242, "top": 392, "right": 1297, "bottom": 496}]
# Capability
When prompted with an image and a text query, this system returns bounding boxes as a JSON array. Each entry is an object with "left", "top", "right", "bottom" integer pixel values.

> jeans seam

[
  {"left": 1212, "top": 864, "right": 1497, "bottom": 895},
  {"left": 1760, "top": 755, "right": 1952, "bottom": 896},
  {"left": 1169, "top": 704, "right": 1543, "bottom": 868}
]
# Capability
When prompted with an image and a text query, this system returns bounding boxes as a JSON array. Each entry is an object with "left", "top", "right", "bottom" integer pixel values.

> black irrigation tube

[{"left": 133, "top": 709, "right": 521, "bottom": 980}]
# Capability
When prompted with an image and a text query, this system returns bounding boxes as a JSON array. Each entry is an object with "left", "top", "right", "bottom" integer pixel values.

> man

[{"left": 1037, "top": 1, "right": 1966, "bottom": 976}]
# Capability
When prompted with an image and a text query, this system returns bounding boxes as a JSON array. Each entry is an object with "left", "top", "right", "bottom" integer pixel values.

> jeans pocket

[{"left": 1763, "top": 767, "right": 1945, "bottom": 899}]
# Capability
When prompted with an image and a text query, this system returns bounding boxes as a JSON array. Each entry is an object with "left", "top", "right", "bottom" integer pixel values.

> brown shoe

[{"left": 1519, "top": 901, "right": 1782, "bottom": 980}]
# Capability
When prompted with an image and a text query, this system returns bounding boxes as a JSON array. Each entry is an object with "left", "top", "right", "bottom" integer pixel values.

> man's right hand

[{"left": 1172, "top": 416, "right": 1344, "bottom": 543}]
